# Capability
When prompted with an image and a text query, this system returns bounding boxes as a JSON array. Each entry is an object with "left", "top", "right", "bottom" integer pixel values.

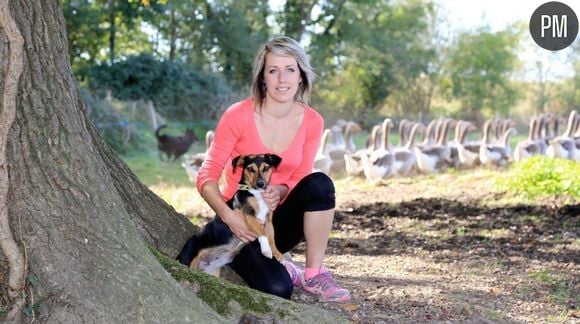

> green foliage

[
  {"left": 496, "top": 156, "right": 580, "bottom": 199},
  {"left": 87, "top": 54, "right": 233, "bottom": 120},
  {"left": 311, "top": 0, "right": 436, "bottom": 121},
  {"left": 63, "top": 0, "right": 162, "bottom": 76},
  {"left": 62, "top": 0, "right": 578, "bottom": 127},
  {"left": 442, "top": 25, "right": 523, "bottom": 120}
]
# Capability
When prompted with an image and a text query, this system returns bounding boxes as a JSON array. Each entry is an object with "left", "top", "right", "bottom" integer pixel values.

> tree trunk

[
  {"left": 108, "top": 0, "right": 116, "bottom": 64},
  {"left": 169, "top": 8, "right": 176, "bottom": 62},
  {"left": 0, "top": 1, "right": 347, "bottom": 323},
  {"left": 0, "top": 0, "right": 220, "bottom": 322}
]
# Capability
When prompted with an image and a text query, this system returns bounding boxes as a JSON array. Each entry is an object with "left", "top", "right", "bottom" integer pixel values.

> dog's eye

[
  {"left": 262, "top": 166, "right": 270, "bottom": 172},
  {"left": 245, "top": 166, "right": 256, "bottom": 173}
]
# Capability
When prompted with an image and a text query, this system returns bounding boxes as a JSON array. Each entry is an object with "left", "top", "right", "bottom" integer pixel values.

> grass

[{"left": 122, "top": 153, "right": 193, "bottom": 187}]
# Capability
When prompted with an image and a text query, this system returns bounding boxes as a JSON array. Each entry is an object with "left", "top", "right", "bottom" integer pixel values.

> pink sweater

[{"left": 196, "top": 98, "right": 324, "bottom": 201}]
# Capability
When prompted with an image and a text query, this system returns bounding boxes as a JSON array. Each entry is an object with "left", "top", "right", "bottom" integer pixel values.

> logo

[{"left": 529, "top": 1, "right": 578, "bottom": 51}]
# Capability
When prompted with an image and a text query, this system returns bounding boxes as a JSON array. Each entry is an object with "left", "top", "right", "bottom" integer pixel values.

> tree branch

[{"left": 0, "top": 0, "right": 26, "bottom": 320}]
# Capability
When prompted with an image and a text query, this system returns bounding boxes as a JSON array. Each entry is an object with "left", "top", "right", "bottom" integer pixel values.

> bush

[
  {"left": 87, "top": 54, "right": 237, "bottom": 121},
  {"left": 496, "top": 156, "right": 580, "bottom": 199}
]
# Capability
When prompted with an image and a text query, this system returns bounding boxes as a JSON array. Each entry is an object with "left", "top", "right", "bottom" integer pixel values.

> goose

[
  {"left": 546, "top": 110, "right": 577, "bottom": 160},
  {"left": 361, "top": 118, "right": 395, "bottom": 182},
  {"left": 182, "top": 130, "right": 215, "bottom": 183},
  {"left": 416, "top": 119, "right": 439, "bottom": 151},
  {"left": 443, "top": 119, "right": 461, "bottom": 168},
  {"left": 456, "top": 121, "right": 480, "bottom": 168},
  {"left": 398, "top": 119, "right": 411, "bottom": 147},
  {"left": 392, "top": 123, "right": 425, "bottom": 176},
  {"left": 324, "top": 124, "right": 345, "bottom": 154},
  {"left": 414, "top": 118, "right": 453, "bottom": 174},
  {"left": 514, "top": 117, "right": 542, "bottom": 161},
  {"left": 573, "top": 112, "right": 580, "bottom": 159},
  {"left": 479, "top": 120, "right": 516, "bottom": 167},
  {"left": 344, "top": 125, "right": 380, "bottom": 177},
  {"left": 360, "top": 152, "right": 392, "bottom": 184},
  {"left": 535, "top": 114, "right": 551, "bottom": 154},
  {"left": 325, "top": 121, "right": 363, "bottom": 175},
  {"left": 369, "top": 118, "right": 395, "bottom": 164},
  {"left": 344, "top": 121, "right": 362, "bottom": 153},
  {"left": 313, "top": 128, "right": 333, "bottom": 174}
]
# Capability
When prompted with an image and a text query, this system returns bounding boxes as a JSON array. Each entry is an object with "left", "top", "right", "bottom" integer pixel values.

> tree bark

[
  {"left": 0, "top": 0, "right": 223, "bottom": 322},
  {"left": 0, "top": 1, "right": 348, "bottom": 323}
]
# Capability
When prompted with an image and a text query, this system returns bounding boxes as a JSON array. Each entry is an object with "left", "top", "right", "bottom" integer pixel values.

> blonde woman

[{"left": 184, "top": 36, "right": 350, "bottom": 302}]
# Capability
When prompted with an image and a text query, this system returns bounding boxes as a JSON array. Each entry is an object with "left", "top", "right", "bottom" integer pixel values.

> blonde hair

[{"left": 251, "top": 36, "right": 315, "bottom": 110}]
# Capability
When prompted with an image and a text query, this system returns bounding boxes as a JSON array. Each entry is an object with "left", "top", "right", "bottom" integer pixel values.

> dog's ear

[
  {"left": 232, "top": 155, "right": 245, "bottom": 169},
  {"left": 265, "top": 154, "right": 282, "bottom": 168}
]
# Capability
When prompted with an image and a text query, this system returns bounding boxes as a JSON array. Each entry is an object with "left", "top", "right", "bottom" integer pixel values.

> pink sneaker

[
  {"left": 301, "top": 269, "right": 351, "bottom": 302},
  {"left": 282, "top": 259, "right": 304, "bottom": 287}
]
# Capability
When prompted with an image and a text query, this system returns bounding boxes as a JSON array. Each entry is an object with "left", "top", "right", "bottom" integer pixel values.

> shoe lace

[
  {"left": 307, "top": 272, "right": 341, "bottom": 291},
  {"left": 284, "top": 261, "right": 302, "bottom": 279}
]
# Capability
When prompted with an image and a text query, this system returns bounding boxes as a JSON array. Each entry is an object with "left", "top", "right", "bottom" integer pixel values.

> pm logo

[{"left": 530, "top": 1, "right": 578, "bottom": 51}]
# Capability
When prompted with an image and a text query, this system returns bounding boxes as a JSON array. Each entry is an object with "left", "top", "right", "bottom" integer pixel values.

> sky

[{"left": 435, "top": 0, "right": 579, "bottom": 80}]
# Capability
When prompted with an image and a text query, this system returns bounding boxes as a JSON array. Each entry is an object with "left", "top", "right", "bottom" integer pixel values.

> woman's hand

[
  {"left": 262, "top": 185, "right": 286, "bottom": 211},
  {"left": 222, "top": 209, "right": 257, "bottom": 243}
]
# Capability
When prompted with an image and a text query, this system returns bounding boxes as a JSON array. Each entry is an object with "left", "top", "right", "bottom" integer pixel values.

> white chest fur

[{"left": 248, "top": 189, "right": 269, "bottom": 224}]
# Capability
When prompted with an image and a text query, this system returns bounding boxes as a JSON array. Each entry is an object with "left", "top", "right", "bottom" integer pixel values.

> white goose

[
  {"left": 414, "top": 118, "right": 453, "bottom": 174},
  {"left": 325, "top": 121, "right": 363, "bottom": 175},
  {"left": 574, "top": 112, "right": 580, "bottom": 159},
  {"left": 361, "top": 118, "right": 395, "bottom": 182},
  {"left": 344, "top": 125, "right": 380, "bottom": 177},
  {"left": 546, "top": 110, "right": 577, "bottom": 160},
  {"left": 514, "top": 117, "right": 542, "bottom": 162},
  {"left": 456, "top": 121, "right": 481, "bottom": 169},
  {"left": 313, "top": 128, "right": 333, "bottom": 174},
  {"left": 392, "top": 123, "right": 425, "bottom": 176},
  {"left": 479, "top": 120, "right": 516, "bottom": 167}
]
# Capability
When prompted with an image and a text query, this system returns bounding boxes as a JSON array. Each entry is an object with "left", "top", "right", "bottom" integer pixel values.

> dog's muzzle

[{"left": 256, "top": 178, "right": 267, "bottom": 189}]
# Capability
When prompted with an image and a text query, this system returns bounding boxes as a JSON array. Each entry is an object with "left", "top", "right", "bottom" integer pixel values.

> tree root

[{"left": 0, "top": 0, "right": 26, "bottom": 321}]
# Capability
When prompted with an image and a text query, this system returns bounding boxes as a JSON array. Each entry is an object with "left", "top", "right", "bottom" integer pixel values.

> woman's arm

[
  {"left": 200, "top": 181, "right": 257, "bottom": 243},
  {"left": 285, "top": 110, "right": 324, "bottom": 190}
]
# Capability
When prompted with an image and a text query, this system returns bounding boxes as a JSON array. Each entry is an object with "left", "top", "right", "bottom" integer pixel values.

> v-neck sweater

[{"left": 196, "top": 98, "right": 324, "bottom": 201}]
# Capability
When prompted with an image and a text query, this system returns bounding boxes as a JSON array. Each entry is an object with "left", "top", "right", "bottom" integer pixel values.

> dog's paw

[
  {"left": 258, "top": 236, "right": 273, "bottom": 258},
  {"left": 261, "top": 249, "right": 273, "bottom": 259}
]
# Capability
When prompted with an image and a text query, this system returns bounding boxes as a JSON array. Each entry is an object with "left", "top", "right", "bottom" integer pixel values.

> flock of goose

[
  {"left": 313, "top": 110, "right": 580, "bottom": 183},
  {"left": 180, "top": 110, "right": 579, "bottom": 184}
]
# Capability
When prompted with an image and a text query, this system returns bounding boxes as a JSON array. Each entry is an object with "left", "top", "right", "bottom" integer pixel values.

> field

[{"left": 132, "top": 156, "right": 579, "bottom": 323}]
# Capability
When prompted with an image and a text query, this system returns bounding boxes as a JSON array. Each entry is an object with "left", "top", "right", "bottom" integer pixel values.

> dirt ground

[
  {"left": 1, "top": 169, "right": 577, "bottom": 323},
  {"left": 281, "top": 171, "right": 579, "bottom": 323}
]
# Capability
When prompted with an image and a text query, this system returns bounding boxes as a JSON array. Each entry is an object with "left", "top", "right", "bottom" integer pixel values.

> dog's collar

[{"left": 238, "top": 184, "right": 253, "bottom": 191}]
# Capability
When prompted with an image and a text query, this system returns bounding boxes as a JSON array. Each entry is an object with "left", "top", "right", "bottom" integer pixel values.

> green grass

[
  {"left": 528, "top": 270, "right": 576, "bottom": 307},
  {"left": 122, "top": 153, "right": 193, "bottom": 187}
]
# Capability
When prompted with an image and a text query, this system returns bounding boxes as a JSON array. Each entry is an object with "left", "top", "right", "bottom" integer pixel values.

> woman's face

[{"left": 263, "top": 53, "right": 302, "bottom": 105}]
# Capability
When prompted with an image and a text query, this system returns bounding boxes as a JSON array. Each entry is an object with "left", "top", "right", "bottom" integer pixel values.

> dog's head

[{"left": 232, "top": 154, "right": 282, "bottom": 189}]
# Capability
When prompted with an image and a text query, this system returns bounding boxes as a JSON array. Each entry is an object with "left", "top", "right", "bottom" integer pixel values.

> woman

[{"left": 196, "top": 36, "right": 350, "bottom": 302}]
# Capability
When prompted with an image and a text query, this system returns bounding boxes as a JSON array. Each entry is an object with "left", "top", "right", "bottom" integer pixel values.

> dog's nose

[{"left": 257, "top": 179, "right": 266, "bottom": 189}]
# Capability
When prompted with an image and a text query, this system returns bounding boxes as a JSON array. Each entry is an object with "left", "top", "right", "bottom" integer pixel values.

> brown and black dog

[
  {"left": 176, "top": 154, "right": 283, "bottom": 276},
  {"left": 155, "top": 125, "right": 198, "bottom": 161}
]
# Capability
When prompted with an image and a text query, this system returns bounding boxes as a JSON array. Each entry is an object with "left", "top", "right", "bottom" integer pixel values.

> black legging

[{"left": 227, "top": 172, "right": 336, "bottom": 299}]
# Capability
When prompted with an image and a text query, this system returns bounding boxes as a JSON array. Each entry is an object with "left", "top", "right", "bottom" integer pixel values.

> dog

[
  {"left": 155, "top": 125, "right": 198, "bottom": 161},
  {"left": 176, "top": 153, "right": 284, "bottom": 276}
]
